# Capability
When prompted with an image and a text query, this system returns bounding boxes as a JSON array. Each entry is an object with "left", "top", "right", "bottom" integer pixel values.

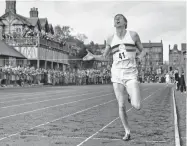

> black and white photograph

[{"left": 0, "top": 0, "right": 186, "bottom": 145}]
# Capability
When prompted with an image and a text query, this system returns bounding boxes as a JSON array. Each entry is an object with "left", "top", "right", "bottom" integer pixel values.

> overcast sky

[{"left": 0, "top": 0, "right": 186, "bottom": 61}]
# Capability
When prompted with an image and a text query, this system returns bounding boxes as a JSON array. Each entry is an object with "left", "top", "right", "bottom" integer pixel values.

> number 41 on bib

[{"left": 119, "top": 52, "right": 126, "bottom": 60}]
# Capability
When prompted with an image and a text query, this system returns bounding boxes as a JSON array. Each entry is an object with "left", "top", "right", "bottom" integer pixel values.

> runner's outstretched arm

[
  {"left": 83, "top": 37, "right": 112, "bottom": 62},
  {"left": 92, "top": 45, "right": 111, "bottom": 61}
]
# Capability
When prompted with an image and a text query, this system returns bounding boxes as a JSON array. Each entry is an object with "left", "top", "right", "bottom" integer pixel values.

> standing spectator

[
  {"left": 86, "top": 71, "right": 89, "bottom": 85},
  {"left": 180, "top": 71, "right": 186, "bottom": 93},
  {"left": 0, "top": 67, "right": 3, "bottom": 86},
  {"left": 47, "top": 70, "right": 52, "bottom": 85},
  {"left": 174, "top": 70, "right": 180, "bottom": 90}
]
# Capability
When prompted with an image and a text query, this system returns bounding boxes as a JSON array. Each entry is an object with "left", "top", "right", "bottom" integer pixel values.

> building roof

[
  {"left": 12, "top": 19, "right": 24, "bottom": 25},
  {"left": 142, "top": 42, "right": 162, "bottom": 48},
  {"left": 0, "top": 40, "right": 26, "bottom": 58},
  {"left": 169, "top": 50, "right": 181, "bottom": 54},
  {"left": 0, "top": 11, "right": 44, "bottom": 32},
  {"left": 142, "top": 43, "right": 151, "bottom": 48},
  {"left": 27, "top": 18, "right": 39, "bottom": 26},
  {"left": 16, "top": 13, "right": 32, "bottom": 25},
  {"left": 169, "top": 44, "right": 181, "bottom": 54},
  {"left": 27, "top": 18, "right": 42, "bottom": 30},
  {"left": 0, "top": 11, "right": 32, "bottom": 26},
  {"left": 39, "top": 18, "right": 48, "bottom": 27},
  {"left": 0, "top": 8, "right": 52, "bottom": 33},
  {"left": 151, "top": 43, "right": 163, "bottom": 47},
  {"left": 39, "top": 18, "right": 50, "bottom": 32}
]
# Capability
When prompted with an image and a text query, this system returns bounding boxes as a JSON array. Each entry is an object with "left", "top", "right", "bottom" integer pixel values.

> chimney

[
  {"left": 5, "top": 0, "right": 16, "bottom": 14},
  {"left": 30, "top": 7, "right": 39, "bottom": 18},
  {"left": 169, "top": 45, "right": 170, "bottom": 50}
]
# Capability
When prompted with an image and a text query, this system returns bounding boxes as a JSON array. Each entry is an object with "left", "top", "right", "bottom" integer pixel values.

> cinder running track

[{"left": 0, "top": 83, "right": 179, "bottom": 146}]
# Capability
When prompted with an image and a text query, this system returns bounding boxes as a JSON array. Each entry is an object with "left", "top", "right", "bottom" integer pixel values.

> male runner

[{"left": 83, "top": 14, "right": 144, "bottom": 140}]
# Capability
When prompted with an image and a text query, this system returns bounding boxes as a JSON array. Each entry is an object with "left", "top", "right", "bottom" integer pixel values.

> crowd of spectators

[
  {"left": 0, "top": 65, "right": 111, "bottom": 87},
  {"left": 2, "top": 28, "right": 67, "bottom": 48}
]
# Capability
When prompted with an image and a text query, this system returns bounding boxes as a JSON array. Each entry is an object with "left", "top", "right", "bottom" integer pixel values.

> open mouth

[{"left": 117, "top": 21, "right": 120, "bottom": 24}]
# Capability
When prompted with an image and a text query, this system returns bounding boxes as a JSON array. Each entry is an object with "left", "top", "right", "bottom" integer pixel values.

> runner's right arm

[
  {"left": 83, "top": 36, "right": 113, "bottom": 62},
  {"left": 92, "top": 45, "right": 111, "bottom": 61}
]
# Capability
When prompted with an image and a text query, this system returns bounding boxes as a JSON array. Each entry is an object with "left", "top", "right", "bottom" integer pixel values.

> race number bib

[{"left": 117, "top": 44, "right": 128, "bottom": 61}]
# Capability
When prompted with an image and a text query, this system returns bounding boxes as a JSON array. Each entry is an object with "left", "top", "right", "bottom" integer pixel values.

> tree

[
  {"left": 54, "top": 25, "right": 61, "bottom": 35},
  {"left": 54, "top": 25, "right": 61, "bottom": 39},
  {"left": 62, "top": 26, "right": 72, "bottom": 39},
  {"left": 76, "top": 33, "right": 88, "bottom": 43},
  {"left": 54, "top": 25, "right": 73, "bottom": 39},
  {"left": 90, "top": 41, "right": 94, "bottom": 46}
]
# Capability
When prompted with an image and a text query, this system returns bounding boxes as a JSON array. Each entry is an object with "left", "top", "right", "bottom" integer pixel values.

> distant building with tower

[{"left": 169, "top": 43, "right": 186, "bottom": 76}]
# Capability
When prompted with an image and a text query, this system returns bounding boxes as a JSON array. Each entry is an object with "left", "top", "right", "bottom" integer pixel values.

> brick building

[
  {"left": 142, "top": 40, "right": 163, "bottom": 74},
  {"left": 169, "top": 43, "right": 186, "bottom": 77},
  {"left": 0, "top": 0, "right": 69, "bottom": 70}
]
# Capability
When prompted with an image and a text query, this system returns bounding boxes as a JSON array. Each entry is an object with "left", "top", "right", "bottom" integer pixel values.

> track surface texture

[{"left": 0, "top": 83, "right": 182, "bottom": 146}]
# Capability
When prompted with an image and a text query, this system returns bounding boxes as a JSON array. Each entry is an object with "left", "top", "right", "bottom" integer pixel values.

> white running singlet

[{"left": 108, "top": 30, "right": 138, "bottom": 81}]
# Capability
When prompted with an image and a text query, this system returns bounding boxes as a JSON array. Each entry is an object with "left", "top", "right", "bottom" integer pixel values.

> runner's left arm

[{"left": 134, "top": 32, "right": 145, "bottom": 60}]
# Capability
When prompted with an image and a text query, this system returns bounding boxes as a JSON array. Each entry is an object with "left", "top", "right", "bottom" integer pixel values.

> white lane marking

[
  {"left": 1, "top": 91, "right": 106, "bottom": 109},
  {"left": 1, "top": 87, "right": 149, "bottom": 108},
  {"left": 172, "top": 88, "right": 181, "bottom": 146},
  {"left": 0, "top": 89, "right": 74, "bottom": 100},
  {"left": 18, "top": 135, "right": 168, "bottom": 143},
  {"left": 0, "top": 86, "right": 112, "bottom": 102},
  {"left": 0, "top": 86, "right": 148, "bottom": 102},
  {"left": 0, "top": 87, "right": 150, "bottom": 142},
  {"left": 0, "top": 98, "right": 116, "bottom": 141},
  {"left": 0, "top": 85, "right": 111, "bottom": 97},
  {"left": 77, "top": 87, "right": 164, "bottom": 146},
  {"left": 0, "top": 93, "right": 113, "bottom": 120}
]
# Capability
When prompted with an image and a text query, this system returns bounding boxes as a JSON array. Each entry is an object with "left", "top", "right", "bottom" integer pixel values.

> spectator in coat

[{"left": 180, "top": 71, "right": 186, "bottom": 93}]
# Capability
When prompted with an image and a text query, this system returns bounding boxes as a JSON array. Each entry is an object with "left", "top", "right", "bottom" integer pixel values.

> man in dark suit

[{"left": 180, "top": 71, "right": 186, "bottom": 93}]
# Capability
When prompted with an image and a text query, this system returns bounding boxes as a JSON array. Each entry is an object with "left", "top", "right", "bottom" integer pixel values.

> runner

[{"left": 83, "top": 14, "right": 145, "bottom": 141}]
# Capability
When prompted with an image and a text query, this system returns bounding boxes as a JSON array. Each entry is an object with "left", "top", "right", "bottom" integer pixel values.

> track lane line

[
  {"left": 1, "top": 88, "right": 149, "bottom": 109},
  {"left": 0, "top": 98, "right": 116, "bottom": 141},
  {"left": 18, "top": 135, "right": 168, "bottom": 143},
  {"left": 172, "top": 88, "right": 181, "bottom": 146},
  {"left": 0, "top": 93, "right": 113, "bottom": 120},
  {"left": 0, "top": 90, "right": 75, "bottom": 100},
  {"left": 77, "top": 87, "right": 165, "bottom": 146},
  {"left": 0, "top": 91, "right": 107, "bottom": 109}
]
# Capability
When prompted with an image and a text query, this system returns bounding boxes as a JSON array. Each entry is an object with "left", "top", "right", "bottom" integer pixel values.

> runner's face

[{"left": 114, "top": 15, "right": 126, "bottom": 28}]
